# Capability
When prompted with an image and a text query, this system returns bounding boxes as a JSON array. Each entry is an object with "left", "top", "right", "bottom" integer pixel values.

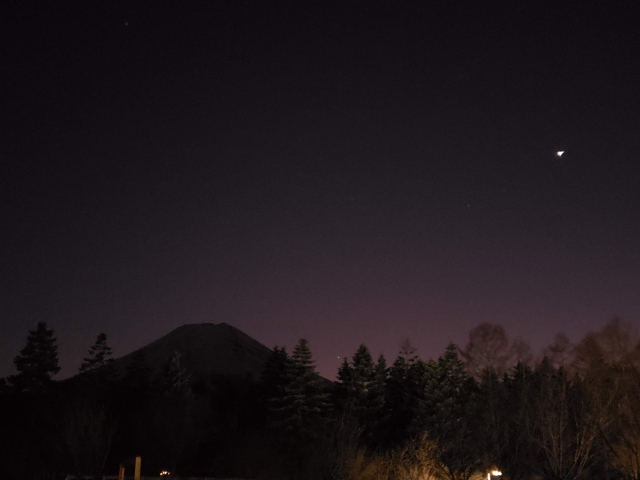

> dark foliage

[
  {"left": 3, "top": 319, "right": 640, "bottom": 480},
  {"left": 9, "top": 322, "right": 60, "bottom": 393}
]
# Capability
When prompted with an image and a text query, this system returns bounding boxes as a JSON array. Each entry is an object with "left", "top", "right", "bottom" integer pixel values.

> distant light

[
  {"left": 491, "top": 470, "right": 502, "bottom": 476},
  {"left": 556, "top": 151, "right": 564, "bottom": 157},
  {"left": 160, "top": 471, "right": 170, "bottom": 476}
]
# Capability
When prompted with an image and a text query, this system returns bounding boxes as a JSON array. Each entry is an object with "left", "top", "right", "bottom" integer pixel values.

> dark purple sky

[{"left": 2, "top": 1, "right": 639, "bottom": 379}]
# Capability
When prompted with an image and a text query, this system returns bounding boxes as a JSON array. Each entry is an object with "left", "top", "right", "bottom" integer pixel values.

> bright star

[{"left": 556, "top": 151, "right": 564, "bottom": 157}]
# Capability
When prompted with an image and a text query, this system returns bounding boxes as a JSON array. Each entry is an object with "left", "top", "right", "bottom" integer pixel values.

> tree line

[{"left": 1, "top": 318, "right": 639, "bottom": 480}]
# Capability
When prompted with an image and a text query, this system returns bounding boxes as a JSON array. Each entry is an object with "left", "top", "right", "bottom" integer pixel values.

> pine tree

[
  {"left": 79, "top": 333, "right": 116, "bottom": 387},
  {"left": 79, "top": 333, "right": 114, "bottom": 373},
  {"left": 334, "top": 356, "right": 353, "bottom": 411},
  {"left": 337, "top": 345, "right": 373, "bottom": 412},
  {"left": 123, "top": 350, "right": 152, "bottom": 390},
  {"left": 335, "top": 347, "right": 388, "bottom": 447},
  {"left": 372, "top": 354, "right": 388, "bottom": 400},
  {"left": 280, "top": 339, "right": 331, "bottom": 439},
  {"left": 364, "top": 354, "right": 388, "bottom": 446},
  {"left": 416, "top": 343, "right": 480, "bottom": 480},
  {"left": 351, "top": 344, "right": 375, "bottom": 395},
  {"left": 383, "top": 355, "right": 413, "bottom": 446},
  {"left": 162, "top": 351, "right": 191, "bottom": 396},
  {"left": 262, "top": 346, "right": 291, "bottom": 427},
  {"left": 10, "top": 322, "right": 60, "bottom": 392},
  {"left": 262, "top": 346, "right": 290, "bottom": 396},
  {"left": 121, "top": 350, "right": 154, "bottom": 406}
]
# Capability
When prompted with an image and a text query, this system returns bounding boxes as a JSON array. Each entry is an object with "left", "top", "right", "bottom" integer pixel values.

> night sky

[{"left": 2, "top": 1, "right": 639, "bottom": 380}]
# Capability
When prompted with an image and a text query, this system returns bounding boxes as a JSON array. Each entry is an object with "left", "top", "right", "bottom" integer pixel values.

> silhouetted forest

[{"left": 2, "top": 318, "right": 640, "bottom": 480}]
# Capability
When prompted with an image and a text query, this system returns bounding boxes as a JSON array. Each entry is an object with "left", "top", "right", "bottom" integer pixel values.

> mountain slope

[{"left": 115, "top": 323, "right": 272, "bottom": 383}]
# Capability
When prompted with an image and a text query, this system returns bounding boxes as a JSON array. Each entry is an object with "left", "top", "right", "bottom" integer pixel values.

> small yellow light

[{"left": 491, "top": 470, "right": 502, "bottom": 476}]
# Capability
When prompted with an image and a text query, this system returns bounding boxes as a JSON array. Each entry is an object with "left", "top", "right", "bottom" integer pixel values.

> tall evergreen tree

[
  {"left": 280, "top": 339, "right": 331, "bottom": 439},
  {"left": 261, "top": 346, "right": 291, "bottom": 429},
  {"left": 10, "top": 322, "right": 60, "bottom": 392},
  {"left": 79, "top": 333, "right": 116, "bottom": 388},
  {"left": 373, "top": 354, "right": 388, "bottom": 388},
  {"left": 346, "top": 345, "right": 375, "bottom": 413},
  {"left": 415, "top": 343, "right": 480, "bottom": 480},
  {"left": 335, "top": 345, "right": 386, "bottom": 447},
  {"left": 365, "top": 354, "right": 388, "bottom": 445},
  {"left": 79, "top": 333, "right": 114, "bottom": 373},
  {"left": 162, "top": 351, "right": 191, "bottom": 396},
  {"left": 122, "top": 350, "right": 152, "bottom": 390},
  {"left": 261, "top": 346, "right": 290, "bottom": 399},
  {"left": 334, "top": 357, "right": 353, "bottom": 411},
  {"left": 382, "top": 354, "right": 415, "bottom": 447},
  {"left": 381, "top": 339, "right": 427, "bottom": 447}
]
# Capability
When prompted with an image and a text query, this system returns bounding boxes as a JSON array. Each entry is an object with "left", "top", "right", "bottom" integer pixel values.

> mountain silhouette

[{"left": 114, "top": 323, "right": 272, "bottom": 383}]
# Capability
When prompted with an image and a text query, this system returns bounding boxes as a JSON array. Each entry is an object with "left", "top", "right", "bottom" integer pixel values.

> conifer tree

[
  {"left": 334, "top": 356, "right": 353, "bottom": 410},
  {"left": 79, "top": 333, "right": 116, "bottom": 388},
  {"left": 383, "top": 355, "right": 413, "bottom": 446},
  {"left": 372, "top": 354, "right": 388, "bottom": 401},
  {"left": 162, "top": 351, "right": 191, "bottom": 396},
  {"left": 351, "top": 344, "right": 375, "bottom": 394},
  {"left": 262, "top": 346, "right": 290, "bottom": 397},
  {"left": 79, "top": 333, "right": 114, "bottom": 373},
  {"left": 153, "top": 351, "right": 201, "bottom": 474},
  {"left": 382, "top": 339, "right": 426, "bottom": 446},
  {"left": 364, "top": 354, "right": 388, "bottom": 446},
  {"left": 262, "top": 346, "right": 291, "bottom": 427},
  {"left": 335, "top": 348, "right": 388, "bottom": 447},
  {"left": 10, "top": 322, "right": 60, "bottom": 392},
  {"left": 280, "top": 339, "right": 331, "bottom": 439},
  {"left": 416, "top": 343, "right": 480, "bottom": 480},
  {"left": 123, "top": 350, "right": 152, "bottom": 390}
]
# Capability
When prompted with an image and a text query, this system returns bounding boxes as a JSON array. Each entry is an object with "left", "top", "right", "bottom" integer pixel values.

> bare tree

[
  {"left": 511, "top": 337, "right": 534, "bottom": 366},
  {"left": 597, "top": 317, "right": 639, "bottom": 365},
  {"left": 390, "top": 434, "right": 444, "bottom": 480},
  {"left": 58, "top": 398, "right": 116, "bottom": 479},
  {"left": 543, "top": 332, "right": 573, "bottom": 369},
  {"left": 344, "top": 433, "right": 446, "bottom": 480},
  {"left": 533, "top": 363, "right": 598, "bottom": 480},
  {"left": 608, "top": 366, "right": 640, "bottom": 480},
  {"left": 572, "top": 318, "right": 640, "bottom": 374},
  {"left": 461, "top": 323, "right": 513, "bottom": 380},
  {"left": 576, "top": 319, "right": 640, "bottom": 479}
]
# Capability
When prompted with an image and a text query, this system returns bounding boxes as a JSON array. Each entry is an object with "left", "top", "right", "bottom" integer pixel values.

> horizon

[{"left": 3, "top": 317, "right": 634, "bottom": 381}]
